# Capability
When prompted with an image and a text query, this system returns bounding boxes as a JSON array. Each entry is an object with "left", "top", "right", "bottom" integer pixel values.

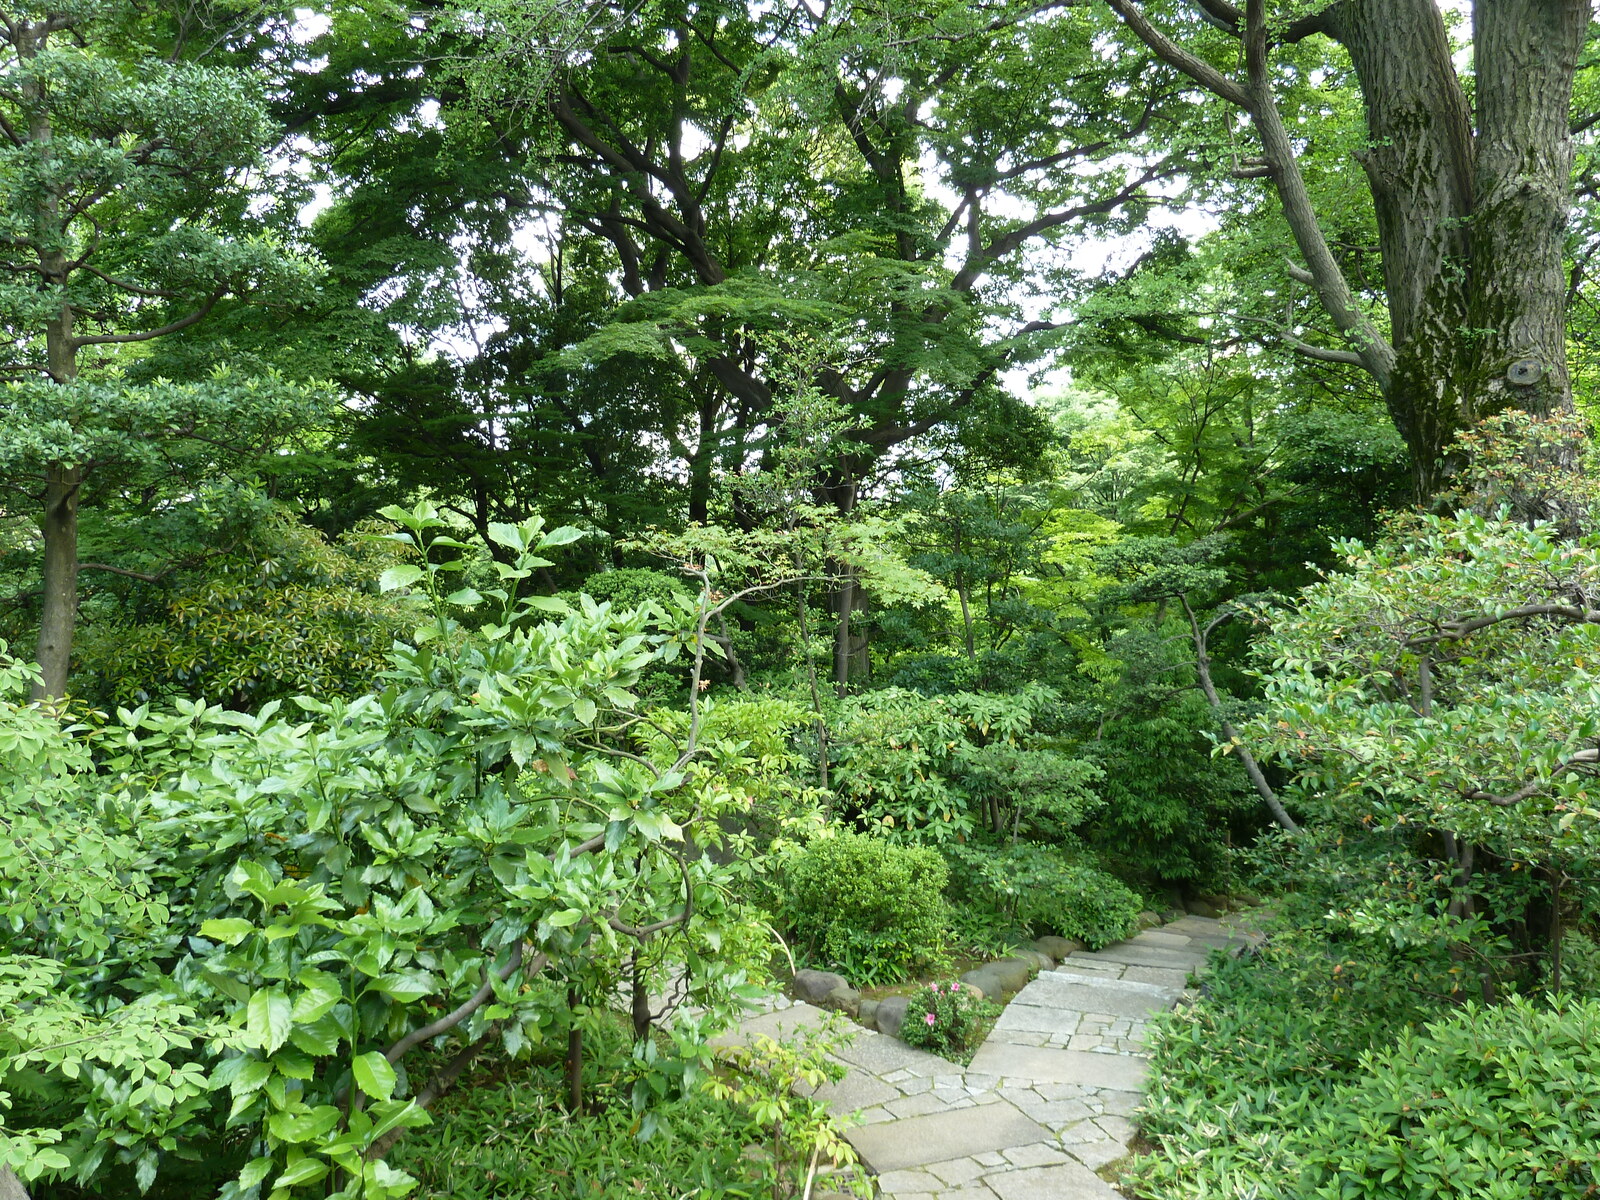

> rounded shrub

[
  {"left": 1299, "top": 995, "right": 1600, "bottom": 1198},
  {"left": 783, "top": 833, "right": 950, "bottom": 986},
  {"left": 900, "top": 980, "right": 987, "bottom": 1059}
]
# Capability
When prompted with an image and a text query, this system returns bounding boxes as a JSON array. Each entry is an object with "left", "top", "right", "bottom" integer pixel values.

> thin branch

[{"left": 71, "top": 291, "right": 224, "bottom": 346}]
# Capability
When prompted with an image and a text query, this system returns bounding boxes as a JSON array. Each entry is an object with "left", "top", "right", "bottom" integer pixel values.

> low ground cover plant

[{"left": 898, "top": 980, "right": 992, "bottom": 1060}]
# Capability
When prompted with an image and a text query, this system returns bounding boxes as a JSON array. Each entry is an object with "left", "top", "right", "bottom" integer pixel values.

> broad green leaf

[
  {"left": 247, "top": 988, "right": 293, "bottom": 1054},
  {"left": 201, "top": 917, "right": 254, "bottom": 945},
  {"left": 352, "top": 1051, "right": 397, "bottom": 1102},
  {"left": 378, "top": 564, "right": 424, "bottom": 592}
]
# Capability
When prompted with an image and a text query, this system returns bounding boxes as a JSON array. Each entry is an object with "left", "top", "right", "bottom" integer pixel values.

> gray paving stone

[
  {"left": 1003, "top": 1142, "right": 1071, "bottom": 1168},
  {"left": 1128, "top": 929, "right": 1193, "bottom": 947},
  {"left": 710, "top": 1000, "right": 832, "bottom": 1048},
  {"left": 985, "top": 1161, "right": 1122, "bottom": 1200},
  {"left": 1011, "top": 972, "right": 1178, "bottom": 1019},
  {"left": 968, "top": 1042, "right": 1150, "bottom": 1092},
  {"left": 993, "top": 1002, "right": 1082, "bottom": 1036},
  {"left": 807, "top": 1069, "right": 900, "bottom": 1112},
  {"left": 847, "top": 1102, "right": 1052, "bottom": 1173},
  {"left": 936, "top": 1189, "right": 999, "bottom": 1200},
  {"left": 877, "top": 1169, "right": 944, "bottom": 1193},
  {"left": 1068, "top": 944, "right": 1210, "bottom": 971},
  {"left": 1049, "top": 960, "right": 1125, "bottom": 979},
  {"left": 1068, "top": 1136, "right": 1130, "bottom": 1171},
  {"left": 927, "top": 1156, "right": 991, "bottom": 1186},
  {"left": 887, "top": 1090, "right": 959, "bottom": 1118},
  {"left": 833, "top": 1030, "right": 958, "bottom": 1077},
  {"left": 1121, "top": 965, "right": 1193, "bottom": 989},
  {"left": 973, "top": 1152, "right": 1007, "bottom": 1167}
]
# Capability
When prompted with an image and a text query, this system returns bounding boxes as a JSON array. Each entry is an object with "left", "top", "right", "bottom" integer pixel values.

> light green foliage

[
  {"left": 1138, "top": 891, "right": 1600, "bottom": 1199},
  {"left": 705, "top": 1023, "right": 869, "bottom": 1199},
  {"left": 1250, "top": 510, "right": 1600, "bottom": 864},
  {"left": 387, "top": 1031, "right": 782, "bottom": 1200},
  {"left": 781, "top": 833, "right": 950, "bottom": 986},
  {"left": 1297, "top": 996, "right": 1600, "bottom": 1198},
  {"left": 898, "top": 980, "right": 990, "bottom": 1061},
  {"left": 0, "top": 505, "right": 781, "bottom": 1196},
  {"left": 829, "top": 684, "right": 1094, "bottom": 844}
]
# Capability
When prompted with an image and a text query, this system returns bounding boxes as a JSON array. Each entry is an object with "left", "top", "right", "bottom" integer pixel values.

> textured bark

[
  {"left": 23, "top": 15, "right": 81, "bottom": 700},
  {"left": 1467, "top": 0, "right": 1588, "bottom": 426},
  {"left": 1105, "top": 0, "right": 1592, "bottom": 498}
]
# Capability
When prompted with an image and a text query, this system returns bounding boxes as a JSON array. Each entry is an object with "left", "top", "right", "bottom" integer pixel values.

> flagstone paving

[{"left": 729, "top": 912, "right": 1263, "bottom": 1198}]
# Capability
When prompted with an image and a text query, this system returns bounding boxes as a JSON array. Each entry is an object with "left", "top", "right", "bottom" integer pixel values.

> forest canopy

[{"left": 2, "top": 2, "right": 1599, "bottom": 1199}]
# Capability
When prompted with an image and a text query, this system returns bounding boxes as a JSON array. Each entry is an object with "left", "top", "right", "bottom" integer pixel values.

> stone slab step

[
  {"left": 708, "top": 1001, "right": 829, "bottom": 1049},
  {"left": 1011, "top": 975, "right": 1178, "bottom": 1020},
  {"left": 1068, "top": 944, "right": 1211, "bottom": 971},
  {"left": 1029, "top": 969, "right": 1179, "bottom": 1003},
  {"left": 847, "top": 1101, "right": 1051, "bottom": 1173},
  {"left": 987, "top": 1161, "right": 1123, "bottom": 1199},
  {"left": 968, "top": 1041, "right": 1149, "bottom": 1092}
]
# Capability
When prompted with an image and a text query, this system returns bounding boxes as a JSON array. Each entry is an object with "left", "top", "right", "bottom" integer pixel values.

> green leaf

[
  {"left": 273, "top": 1156, "right": 330, "bottom": 1188},
  {"left": 378, "top": 564, "right": 424, "bottom": 592},
  {"left": 540, "top": 526, "right": 586, "bottom": 547},
  {"left": 446, "top": 587, "right": 483, "bottom": 607},
  {"left": 352, "top": 1051, "right": 397, "bottom": 1102},
  {"left": 247, "top": 988, "right": 294, "bottom": 1055},
  {"left": 546, "top": 909, "right": 584, "bottom": 928},
  {"left": 238, "top": 1157, "right": 274, "bottom": 1189},
  {"left": 201, "top": 917, "right": 255, "bottom": 945},
  {"left": 573, "top": 696, "right": 597, "bottom": 724}
]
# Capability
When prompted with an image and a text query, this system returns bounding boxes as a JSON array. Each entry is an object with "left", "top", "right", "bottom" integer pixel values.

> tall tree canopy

[{"left": 1100, "top": 0, "right": 1596, "bottom": 494}]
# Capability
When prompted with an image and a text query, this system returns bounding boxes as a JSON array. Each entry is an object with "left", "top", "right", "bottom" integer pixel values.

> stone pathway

[{"left": 723, "top": 912, "right": 1262, "bottom": 1199}]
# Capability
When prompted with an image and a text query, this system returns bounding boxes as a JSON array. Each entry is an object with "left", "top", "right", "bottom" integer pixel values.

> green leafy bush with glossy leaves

[
  {"left": 899, "top": 980, "right": 988, "bottom": 1060},
  {"left": 781, "top": 833, "right": 950, "bottom": 985},
  {"left": 945, "top": 842, "right": 1140, "bottom": 949},
  {"left": 1297, "top": 995, "right": 1600, "bottom": 1199}
]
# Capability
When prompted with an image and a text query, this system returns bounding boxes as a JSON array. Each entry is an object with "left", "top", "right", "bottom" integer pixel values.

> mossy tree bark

[{"left": 1106, "top": 0, "right": 1590, "bottom": 498}]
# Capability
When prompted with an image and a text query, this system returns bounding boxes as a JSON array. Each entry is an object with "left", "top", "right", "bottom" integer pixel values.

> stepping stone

[
  {"left": 709, "top": 1001, "right": 831, "bottom": 1048},
  {"left": 847, "top": 1101, "right": 1052, "bottom": 1173},
  {"left": 832, "top": 1030, "right": 958, "bottom": 1077},
  {"left": 1049, "top": 960, "right": 1126, "bottom": 980},
  {"left": 1122, "top": 965, "right": 1193, "bottom": 990},
  {"left": 1068, "top": 945, "right": 1210, "bottom": 971},
  {"left": 993, "top": 1004, "right": 1081, "bottom": 1037},
  {"left": 985, "top": 1160, "right": 1122, "bottom": 1199},
  {"left": 805, "top": 1069, "right": 901, "bottom": 1112},
  {"left": 967, "top": 1041, "right": 1149, "bottom": 1092},
  {"left": 1013, "top": 973, "right": 1178, "bottom": 1019},
  {"left": 1128, "top": 929, "right": 1193, "bottom": 948}
]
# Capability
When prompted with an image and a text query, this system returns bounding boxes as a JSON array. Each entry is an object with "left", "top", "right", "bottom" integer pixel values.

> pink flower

[{"left": 925, "top": 1012, "right": 937, "bottom": 1026}]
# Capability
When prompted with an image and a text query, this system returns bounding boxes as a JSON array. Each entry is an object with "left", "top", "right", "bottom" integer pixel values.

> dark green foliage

[
  {"left": 572, "top": 567, "right": 692, "bottom": 612},
  {"left": 782, "top": 834, "right": 950, "bottom": 985},
  {"left": 1298, "top": 996, "right": 1600, "bottom": 1199},
  {"left": 1138, "top": 889, "right": 1600, "bottom": 1199},
  {"left": 899, "top": 981, "right": 990, "bottom": 1060},
  {"left": 945, "top": 842, "right": 1140, "bottom": 950},
  {"left": 71, "top": 513, "right": 411, "bottom": 710},
  {"left": 1087, "top": 697, "right": 1253, "bottom": 887}
]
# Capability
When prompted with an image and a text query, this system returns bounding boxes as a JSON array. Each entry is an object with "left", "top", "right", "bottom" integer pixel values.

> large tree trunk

[
  {"left": 1466, "top": 0, "right": 1588, "bottom": 427},
  {"left": 1324, "top": 0, "right": 1584, "bottom": 494},
  {"left": 1106, "top": 0, "right": 1589, "bottom": 500}
]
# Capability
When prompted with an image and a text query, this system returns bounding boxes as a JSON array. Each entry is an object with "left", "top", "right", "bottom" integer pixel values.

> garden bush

[
  {"left": 945, "top": 842, "right": 1140, "bottom": 949},
  {"left": 782, "top": 833, "right": 950, "bottom": 985},
  {"left": 899, "top": 981, "right": 988, "bottom": 1060},
  {"left": 1298, "top": 995, "right": 1600, "bottom": 1199}
]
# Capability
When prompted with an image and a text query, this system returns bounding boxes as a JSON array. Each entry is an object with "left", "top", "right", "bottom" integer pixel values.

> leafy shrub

[
  {"left": 899, "top": 980, "right": 988, "bottom": 1060},
  {"left": 782, "top": 833, "right": 950, "bottom": 985},
  {"left": 945, "top": 842, "right": 1140, "bottom": 949},
  {"left": 1298, "top": 995, "right": 1600, "bottom": 1199},
  {"left": 72, "top": 511, "right": 411, "bottom": 709},
  {"left": 570, "top": 566, "right": 692, "bottom": 612}
]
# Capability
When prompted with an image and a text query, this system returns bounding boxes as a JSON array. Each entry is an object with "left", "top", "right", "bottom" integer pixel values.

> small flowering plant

[{"left": 899, "top": 979, "right": 987, "bottom": 1059}]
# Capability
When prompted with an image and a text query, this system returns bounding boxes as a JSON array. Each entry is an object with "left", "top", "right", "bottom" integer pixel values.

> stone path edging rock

[{"left": 722, "top": 911, "right": 1263, "bottom": 1199}]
